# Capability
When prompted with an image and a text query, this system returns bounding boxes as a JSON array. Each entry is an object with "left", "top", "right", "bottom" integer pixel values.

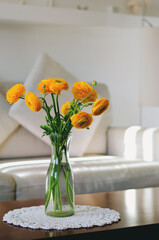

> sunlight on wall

[
  {"left": 142, "top": 128, "right": 157, "bottom": 161},
  {"left": 124, "top": 126, "right": 141, "bottom": 160}
]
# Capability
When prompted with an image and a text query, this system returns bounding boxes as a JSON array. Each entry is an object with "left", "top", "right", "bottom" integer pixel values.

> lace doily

[{"left": 3, "top": 205, "right": 120, "bottom": 230}]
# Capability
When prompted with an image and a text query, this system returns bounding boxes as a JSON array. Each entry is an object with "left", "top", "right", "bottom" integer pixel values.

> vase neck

[{"left": 50, "top": 134, "right": 72, "bottom": 164}]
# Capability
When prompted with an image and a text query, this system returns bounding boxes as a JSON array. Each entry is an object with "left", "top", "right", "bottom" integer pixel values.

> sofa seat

[{"left": 1, "top": 156, "right": 159, "bottom": 201}]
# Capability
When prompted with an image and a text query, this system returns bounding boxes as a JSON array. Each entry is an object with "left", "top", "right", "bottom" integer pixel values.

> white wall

[
  {"left": 1, "top": 0, "right": 159, "bottom": 17},
  {"left": 0, "top": 0, "right": 128, "bottom": 13},
  {"left": 1, "top": 1, "right": 159, "bottom": 128},
  {"left": 0, "top": 22, "right": 141, "bottom": 127}
]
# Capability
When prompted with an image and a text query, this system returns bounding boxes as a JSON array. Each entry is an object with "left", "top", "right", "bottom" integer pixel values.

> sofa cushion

[
  {"left": 0, "top": 92, "right": 19, "bottom": 146},
  {"left": 0, "top": 81, "right": 18, "bottom": 97},
  {"left": 0, "top": 158, "right": 49, "bottom": 200},
  {"left": 2, "top": 156, "right": 159, "bottom": 201},
  {"left": 9, "top": 53, "right": 111, "bottom": 157},
  {"left": 0, "top": 172, "right": 15, "bottom": 201},
  {"left": 0, "top": 127, "right": 50, "bottom": 159},
  {"left": 73, "top": 157, "right": 159, "bottom": 193}
]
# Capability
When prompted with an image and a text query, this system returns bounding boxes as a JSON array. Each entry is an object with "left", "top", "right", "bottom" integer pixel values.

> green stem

[
  {"left": 53, "top": 185, "right": 57, "bottom": 211},
  {"left": 80, "top": 101, "right": 94, "bottom": 111},
  {"left": 56, "top": 94, "right": 60, "bottom": 115},
  {"left": 56, "top": 94, "right": 61, "bottom": 130},
  {"left": 62, "top": 118, "right": 72, "bottom": 133},
  {"left": 62, "top": 165, "right": 74, "bottom": 209},
  {"left": 46, "top": 141, "right": 74, "bottom": 214},
  {"left": 63, "top": 109, "right": 72, "bottom": 118},
  {"left": 66, "top": 170, "right": 74, "bottom": 209},
  {"left": 45, "top": 149, "right": 62, "bottom": 212},
  {"left": 45, "top": 189, "right": 50, "bottom": 211},
  {"left": 81, "top": 84, "right": 96, "bottom": 103},
  {"left": 51, "top": 93, "right": 57, "bottom": 116},
  {"left": 42, "top": 99, "right": 54, "bottom": 131},
  {"left": 45, "top": 163, "right": 53, "bottom": 210},
  {"left": 57, "top": 181, "right": 62, "bottom": 211}
]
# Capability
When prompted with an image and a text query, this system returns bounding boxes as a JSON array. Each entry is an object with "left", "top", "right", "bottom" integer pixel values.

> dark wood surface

[{"left": 1, "top": 187, "right": 159, "bottom": 239}]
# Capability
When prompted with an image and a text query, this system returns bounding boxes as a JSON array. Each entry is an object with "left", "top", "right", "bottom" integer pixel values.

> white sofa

[
  {"left": 1, "top": 126, "right": 159, "bottom": 201},
  {"left": 1, "top": 53, "right": 159, "bottom": 201}
]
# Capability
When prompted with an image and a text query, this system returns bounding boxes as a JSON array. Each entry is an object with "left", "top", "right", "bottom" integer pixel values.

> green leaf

[
  {"left": 40, "top": 125, "right": 52, "bottom": 132},
  {"left": 49, "top": 105, "right": 53, "bottom": 112},
  {"left": 45, "top": 116, "right": 49, "bottom": 123}
]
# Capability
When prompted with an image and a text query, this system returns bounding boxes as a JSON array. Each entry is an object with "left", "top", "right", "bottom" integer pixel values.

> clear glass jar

[{"left": 45, "top": 133, "right": 74, "bottom": 217}]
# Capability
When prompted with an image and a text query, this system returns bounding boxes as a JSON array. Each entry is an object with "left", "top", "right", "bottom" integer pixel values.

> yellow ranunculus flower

[
  {"left": 37, "top": 78, "right": 55, "bottom": 94},
  {"left": 6, "top": 84, "right": 26, "bottom": 104},
  {"left": 70, "top": 112, "right": 93, "bottom": 129},
  {"left": 25, "top": 92, "right": 42, "bottom": 112},
  {"left": 92, "top": 98, "right": 109, "bottom": 116},
  {"left": 61, "top": 101, "right": 72, "bottom": 116},
  {"left": 72, "top": 81, "right": 97, "bottom": 103},
  {"left": 49, "top": 79, "right": 69, "bottom": 95}
]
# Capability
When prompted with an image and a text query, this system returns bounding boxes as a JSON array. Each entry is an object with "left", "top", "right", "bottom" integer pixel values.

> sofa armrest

[
  {"left": 107, "top": 127, "right": 126, "bottom": 157},
  {"left": 107, "top": 126, "right": 159, "bottom": 161}
]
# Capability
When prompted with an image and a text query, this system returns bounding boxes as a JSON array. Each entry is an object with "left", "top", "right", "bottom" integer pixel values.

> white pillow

[
  {"left": 9, "top": 53, "right": 111, "bottom": 157},
  {"left": 0, "top": 92, "right": 19, "bottom": 146}
]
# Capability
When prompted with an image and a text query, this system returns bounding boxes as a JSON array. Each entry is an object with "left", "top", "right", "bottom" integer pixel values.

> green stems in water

[
  {"left": 45, "top": 138, "right": 74, "bottom": 217},
  {"left": 45, "top": 161, "right": 74, "bottom": 214}
]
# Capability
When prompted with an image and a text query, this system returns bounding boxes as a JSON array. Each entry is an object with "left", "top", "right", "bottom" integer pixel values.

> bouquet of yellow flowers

[
  {"left": 6, "top": 79, "right": 109, "bottom": 144},
  {"left": 6, "top": 79, "right": 109, "bottom": 217}
]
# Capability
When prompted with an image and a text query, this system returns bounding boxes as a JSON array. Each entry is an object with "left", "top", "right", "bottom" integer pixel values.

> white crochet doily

[{"left": 3, "top": 205, "right": 120, "bottom": 230}]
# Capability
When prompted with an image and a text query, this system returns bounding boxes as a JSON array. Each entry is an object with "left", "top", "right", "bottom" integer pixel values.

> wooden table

[{"left": 1, "top": 187, "right": 159, "bottom": 239}]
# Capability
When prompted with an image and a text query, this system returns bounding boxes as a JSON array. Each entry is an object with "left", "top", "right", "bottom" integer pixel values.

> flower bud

[{"left": 92, "top": 80, "right": 97, "bottom": 86}]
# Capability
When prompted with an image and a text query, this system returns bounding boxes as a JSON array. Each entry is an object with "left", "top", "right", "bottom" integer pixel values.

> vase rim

[{"left": 49, "top": 132, "right": 73, "bottom": 137}]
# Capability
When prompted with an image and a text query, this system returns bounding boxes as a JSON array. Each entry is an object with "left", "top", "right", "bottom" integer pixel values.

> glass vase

[{"left": 45, "top": 133, "right": 74, "bottom": 217}]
